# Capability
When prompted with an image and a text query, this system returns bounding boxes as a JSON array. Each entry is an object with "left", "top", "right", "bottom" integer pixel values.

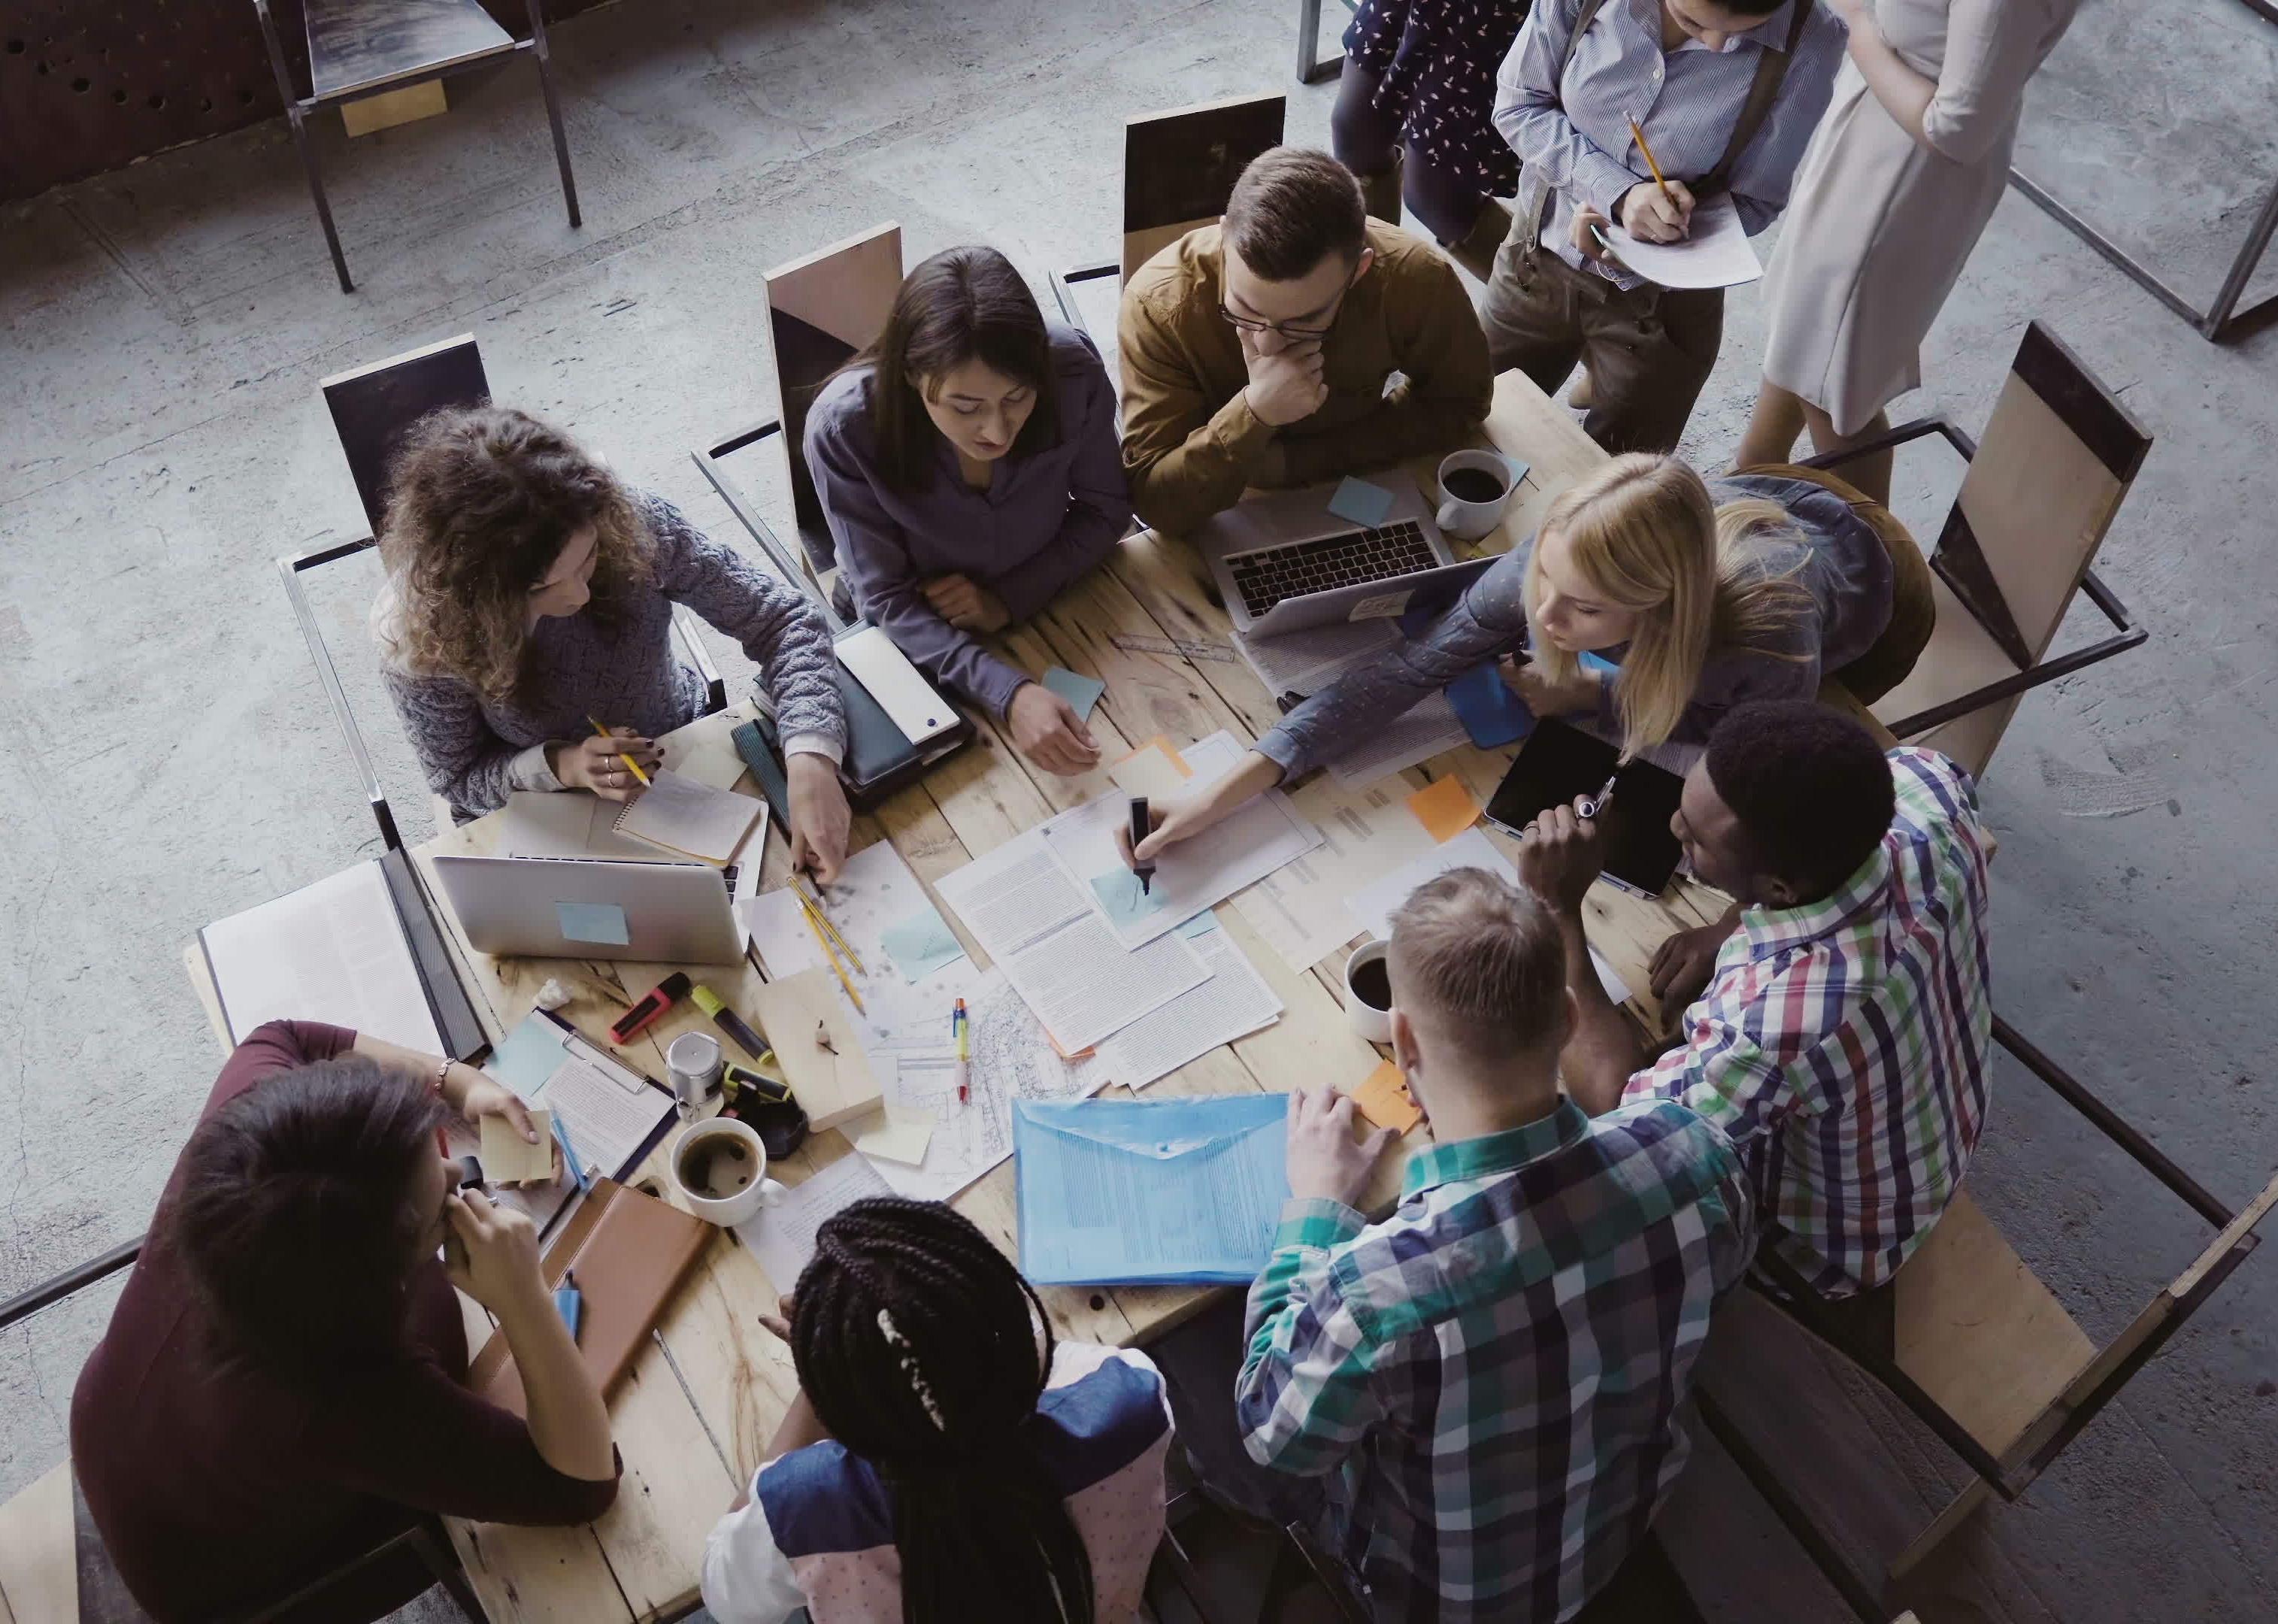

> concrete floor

[{"left": 4, "top": 0, "right": 2276, "bottom": 1617}]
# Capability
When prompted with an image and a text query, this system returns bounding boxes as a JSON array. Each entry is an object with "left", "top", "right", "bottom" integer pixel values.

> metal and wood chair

[
  {"left": 1050, "top": 92, "right": 1288, "bottom": 381},
  {"left": 1295, "top": 0, "right": 1359, "bottom": 83},
  {"left": 692, "top": 222, "right": 906, "bottom": 614},
  {"left": 1801, "top": 320, "right": 2152, "bottom": 779},
  {"left": 252, "top": 0, "right": 582, "bottom": 293},
  {"left": 281, "top": 334, "right": 722, "bottom": 849},
  {"left": 0, "top": 1259, "right": 482, "bottom": 1624},
  {"left": 1705, "top": 1015, "right": 2278, "bottom": 1609}
]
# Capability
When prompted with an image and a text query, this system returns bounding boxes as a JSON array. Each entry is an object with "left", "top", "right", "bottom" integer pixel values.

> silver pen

[{"left": 1580, "top": 771, "right": 1619, "bottom": 820}]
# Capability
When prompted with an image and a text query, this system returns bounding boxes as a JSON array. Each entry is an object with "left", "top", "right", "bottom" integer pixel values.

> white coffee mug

[
  {"left": 670, "top": 1116, "right": 786, "bottom": 1227},
  {"left": 1434, "top": 449, "right": 1517, "bottom": 542},
  {"left": 1343, "top": 938, "right": 1394, "bottom": 1044}
]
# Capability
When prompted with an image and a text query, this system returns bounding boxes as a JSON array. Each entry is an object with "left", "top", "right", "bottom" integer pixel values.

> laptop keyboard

[{"left": 1227, "top": 520, "right": 1437, "bottom": 619}]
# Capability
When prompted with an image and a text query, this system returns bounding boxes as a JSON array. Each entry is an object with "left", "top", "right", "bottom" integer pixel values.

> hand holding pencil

[
  {"left": 1618, "top": 117, "right": 1694, "bottom": 244},
  {"left": 556, "top": 720, "right": 659, "bottom": 801}
]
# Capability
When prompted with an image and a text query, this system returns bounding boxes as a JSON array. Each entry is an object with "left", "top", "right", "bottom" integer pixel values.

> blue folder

[{"left": 1014, "top": 1095, "right": 1290, "bottom": 1285}]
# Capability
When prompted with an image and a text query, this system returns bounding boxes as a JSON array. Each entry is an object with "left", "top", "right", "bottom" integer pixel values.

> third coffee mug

[{"left": 1435, "top": 449, "right": 1517, "bottom": 543}]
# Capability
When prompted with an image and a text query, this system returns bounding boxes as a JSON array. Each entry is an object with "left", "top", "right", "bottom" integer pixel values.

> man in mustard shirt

[{"left": 1117, "top": 146, "right": 1494, "bottom": 537}]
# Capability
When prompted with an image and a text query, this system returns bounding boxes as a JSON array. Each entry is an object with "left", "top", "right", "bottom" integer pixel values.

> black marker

[{"left": 1129, "top": 796, "right": 1156, "bottom": 894}]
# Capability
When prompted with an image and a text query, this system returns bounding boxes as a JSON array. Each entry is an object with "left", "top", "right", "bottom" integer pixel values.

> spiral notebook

[{"left": 612, "top": 768, "right": 766, "bottom": 865}]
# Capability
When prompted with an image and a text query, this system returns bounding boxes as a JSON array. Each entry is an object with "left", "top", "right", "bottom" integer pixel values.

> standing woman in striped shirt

[{"left": 1734, "top": 0, "right": 2085, "bottom": 499}]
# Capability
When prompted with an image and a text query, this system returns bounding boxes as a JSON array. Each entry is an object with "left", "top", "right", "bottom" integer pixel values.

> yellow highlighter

[{"left": 586, "top": 715, "right": 652, "bottom": 787}]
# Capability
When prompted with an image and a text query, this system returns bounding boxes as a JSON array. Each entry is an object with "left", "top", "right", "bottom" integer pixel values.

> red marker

[{"left": 610, "top": 972, "right": 692, "bottom": 1044}]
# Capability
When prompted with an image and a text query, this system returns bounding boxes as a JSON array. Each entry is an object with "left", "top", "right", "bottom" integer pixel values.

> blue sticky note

[
  {"left": 490, "top": 1012, "right": 568, "bottom": 1096},
  {"left": 1327, "top": 477, "right": 1397, "bottom": 529},
  {"left": 555, "top": 901, "right": 630, "bottom": 947},
  {"left": 1446, "top": 662, "right": 1534, "bottom": 749},
  {"left": 1041, "top": 665, "right": 1107, "bottom": 722},
  {"left": 881, "top": 907, "right": 967, "bottom": 983},
  {"left": 1092, "top": 868, "right": 1168, "bottom": 927},
  {"left": 1580, "top": 650, "right": 1622, "bottom": 677},
  {"left": 1174, "top": 908, "right": 1220, "bottom": 941}
]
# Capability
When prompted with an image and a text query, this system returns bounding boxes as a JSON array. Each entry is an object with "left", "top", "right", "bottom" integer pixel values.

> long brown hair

[
  {"left": 856, "top": 246, "right": 1059, "bottom": 492},
  {"left": 1523, "top": 455, "right": 1814, "bottom": 755},
  {"left": 377, "top": 405, "right": 652, "bottom": 704}
]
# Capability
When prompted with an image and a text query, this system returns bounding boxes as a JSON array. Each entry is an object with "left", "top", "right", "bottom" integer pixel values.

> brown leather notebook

[{"left": 468, "top": 1177, "right": 713, "bottom": 1417}]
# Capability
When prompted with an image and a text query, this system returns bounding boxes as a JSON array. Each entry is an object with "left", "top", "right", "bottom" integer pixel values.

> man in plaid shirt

[
  {"left": 1519, "top": 700, "right": 1994, "bottom": 1298},
  {"left": 1235, "top": 869, "right": 1754, "bottom": 1621}
]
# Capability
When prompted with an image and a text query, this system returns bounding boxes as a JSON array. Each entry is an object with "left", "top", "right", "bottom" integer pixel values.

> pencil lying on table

[
  {"left": 798, "top": 901, "right": 866, "bottom": 1014},
  {"left": 792, "top": 876, "right": 865, "bottom": 973}
]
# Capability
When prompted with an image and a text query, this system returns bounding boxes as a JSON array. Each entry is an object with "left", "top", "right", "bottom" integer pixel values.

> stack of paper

[{"left": 1100, "top": 911, "right": 1283, "bottom": 1091}]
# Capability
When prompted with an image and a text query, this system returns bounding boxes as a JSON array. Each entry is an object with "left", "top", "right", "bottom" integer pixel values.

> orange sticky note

[
  {"left": 1406, "top": 774, "right": 1481, "bottom": 843},
  {"left": 1350, "top": 1060, "right": 1423, "bottom": 1135}
]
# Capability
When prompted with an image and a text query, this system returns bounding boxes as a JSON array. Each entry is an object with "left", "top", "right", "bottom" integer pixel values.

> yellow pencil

[
  {"left": 801, "top": 904, "right": 866, "bottom": 1013},
  {"left": 793, "top": 877, "right": 866, "bottom": 973},
  {"left": 1628, "top": 118, "right": 1673, "bottom": 205},
  {"left": 586, "top": 715, "right": 652, "bottom": 787}
]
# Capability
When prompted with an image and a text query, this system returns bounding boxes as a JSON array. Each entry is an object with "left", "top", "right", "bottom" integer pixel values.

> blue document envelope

[{"left": 1015, "top": 1095, "right": 1290, "bottom": 1285}]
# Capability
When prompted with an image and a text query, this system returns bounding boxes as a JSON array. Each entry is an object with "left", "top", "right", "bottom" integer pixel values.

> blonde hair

[
  {"left": 1523, "top": 454, "right": 1813, "bottom": 755},
  {"left": 376, "top": 406, "right": 652, "bottom": 707},
  {"left": 1387, "top": 868, "right": 1567, "bottom": 1057}
]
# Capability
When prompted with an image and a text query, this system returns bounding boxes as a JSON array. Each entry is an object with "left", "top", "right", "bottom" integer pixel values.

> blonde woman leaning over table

[
  {"left": 1732, "top": 0, "right": 2083, "bottom": 501},
  {"left": 1124, "top": 454, "right": 1933, "bottom": 861}
]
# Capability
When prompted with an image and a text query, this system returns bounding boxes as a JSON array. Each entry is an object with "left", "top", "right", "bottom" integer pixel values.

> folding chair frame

[
  {"left": 1799, "top": 418, "right": 2147, "bottom": 741},
  {"left": 1295, "top": 0, "right": 1356, "bottom": 84},
  {"left": 689, "top": 423, "right": 853, "bottom": 634},
  {"left": 1720, "top": 1015, "right": 2278, "bottom": 1601}
]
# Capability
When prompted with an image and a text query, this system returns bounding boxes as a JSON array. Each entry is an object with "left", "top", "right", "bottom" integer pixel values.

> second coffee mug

[
  {"left": 1344, "top": 938, "right": 1394, "bottom": 1044},
  {"left": 1434, "top": 449, "right": 1517, "bottom": 542}
]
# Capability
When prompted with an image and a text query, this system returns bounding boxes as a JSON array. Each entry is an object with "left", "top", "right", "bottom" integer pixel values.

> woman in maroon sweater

[{"left": 70, "top": 1020, "right": 621, "bottom": 1622}]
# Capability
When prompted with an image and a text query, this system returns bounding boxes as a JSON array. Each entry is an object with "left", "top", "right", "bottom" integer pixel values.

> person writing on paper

[
  {"left": 804, "top": 246, "right": 1128, "bottom": 777},
  {"left": 1123, "top": 454, "right": 1931, "bottom": 858},
  {"left": 1515, "top": 701, "right": 1993, "bottom": 1298},
  {"left": 71, "top": 1020, "right": 617, "bottom": 1623},
  {"left": 1479, "top": 0, "right": 1845, "bottom": 452},
  {"left": 1732, "top": 0, "right": 2084, "bottom": 499},
  {"left": 1165, "top": 871, "right": 1752, "bottom": 1619},
  {"left": 374, "top": 404, "right": 854, "bottom": 878},
  {"left": 1118, "top": 145, "right": 1494, "bottom": 536},
  {"left": 702, "top": 1198, "right": 1173, "bottom": 1624}
]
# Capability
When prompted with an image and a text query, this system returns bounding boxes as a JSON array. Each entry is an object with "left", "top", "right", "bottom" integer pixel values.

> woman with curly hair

[{"left": 372, "top": 405, "right": 853, "bottom": 876}]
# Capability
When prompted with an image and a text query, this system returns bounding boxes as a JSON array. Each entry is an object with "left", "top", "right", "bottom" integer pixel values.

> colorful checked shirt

[
  {"left": 1625, "top": 747, "right": 1994, "bottom": 1296},
  {"left": 1236, "top": 1098, "right": 1754, "bottom": 1622}
]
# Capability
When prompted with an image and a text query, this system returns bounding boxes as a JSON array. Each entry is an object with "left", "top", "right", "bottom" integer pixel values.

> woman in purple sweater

[{"left": 804, "top": 247, "right": 1134, "bottom": 777}]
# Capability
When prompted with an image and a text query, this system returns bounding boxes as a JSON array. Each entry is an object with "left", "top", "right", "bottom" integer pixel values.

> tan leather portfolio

[{"left": 468, "top": 1177, "right": 713, "bottom": 1416}]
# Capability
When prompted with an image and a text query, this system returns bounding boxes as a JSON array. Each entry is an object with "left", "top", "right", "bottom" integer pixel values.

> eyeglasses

[{"left": 1219, "top": 304, "right": 1340, "bottom": 340}]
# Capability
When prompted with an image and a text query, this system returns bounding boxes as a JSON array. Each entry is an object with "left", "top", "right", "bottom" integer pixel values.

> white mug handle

[
  {"left": 756, "top": 1177, "right": 788, "bottom": 1210},
  {"left": 1434, "top": 498, "right": 1468, "bottom": 535}
]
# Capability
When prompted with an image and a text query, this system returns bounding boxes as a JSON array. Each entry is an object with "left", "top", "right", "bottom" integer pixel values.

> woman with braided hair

[{"left": 701, "top": 1198, "right": 1174, "bottom": 1623}]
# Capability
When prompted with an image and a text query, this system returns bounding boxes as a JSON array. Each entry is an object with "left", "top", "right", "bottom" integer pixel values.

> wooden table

[{"left": 184, "top": 371, "right": 1737, "bottom": 1621}]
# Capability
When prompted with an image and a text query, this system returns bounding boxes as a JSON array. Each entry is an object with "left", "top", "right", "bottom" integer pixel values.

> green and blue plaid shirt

[
  {"left": 1236, "top": 1098, "right": 1754, "bottom": 1622},
  {"left": 1625, "top": 747, "right": 1993, "bottom": 1295}
]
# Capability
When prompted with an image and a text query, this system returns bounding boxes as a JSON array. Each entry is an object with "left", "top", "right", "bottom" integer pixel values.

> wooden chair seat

[
  {"left": 1891, "top": 1189, "right": 2096, "bottom": 1461},
  {"left": 305, "top": 0, "right": 515, "bottom": 103},
  {"left": 0, "top": 1462, "right": 76, "bottom": 1624},
  {"left": 1871, "top": 573, "right": 2022, "bottom": 779}
]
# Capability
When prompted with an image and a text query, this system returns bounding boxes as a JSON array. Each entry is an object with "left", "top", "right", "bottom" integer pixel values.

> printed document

[
  {"left": 736, "top": 1150, "right": 895, "bottom": 1294},
  {"left": 1099, "top": 912, "right": 1283, "bottom": 1090},
  {"left": 203, "top": 861, "right": 441, "bottom": 1052}
]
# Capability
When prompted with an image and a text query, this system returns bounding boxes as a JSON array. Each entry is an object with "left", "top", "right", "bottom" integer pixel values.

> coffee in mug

[
  {"left": 1434, "top": 449, "right": 1519, "bottom": 543},
  {"left": 1441, "top": 466, "right": 1508, "bottom": 504},
  {"left": 1343, "top": 938, "right": 1395, "bottom": 1043},
  {"left": 670, "top": 1116, "right": 786, "bottom": 1227}
]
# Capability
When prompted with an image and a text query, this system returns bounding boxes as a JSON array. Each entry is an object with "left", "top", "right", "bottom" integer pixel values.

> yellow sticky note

[
  {"left": 1406, "top": 774, "right": 1481, "bottom": 843},
  {"left": 1110, "top": 736, "right": 1194, "bottom": 802},
  {"left": 853, "top": 1108, "right": 936, "bottom": 1168},
  {"left": 1350, "top": 1061, "right": 1423, "bottom": 1135},
  {"left": 480, "top": 1107, "right": 556, "bottom": 1185}
]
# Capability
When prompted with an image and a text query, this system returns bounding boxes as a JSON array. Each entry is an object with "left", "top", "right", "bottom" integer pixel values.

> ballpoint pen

[
  {"left": 586, "top": 715, "right": 652, "bottom": 787},
  {"left": 953, "top": 998, "right": 971, "bottom": 1104},
  {"left": 1580, "top": 771, "right": 1620, "bottom": 820}
]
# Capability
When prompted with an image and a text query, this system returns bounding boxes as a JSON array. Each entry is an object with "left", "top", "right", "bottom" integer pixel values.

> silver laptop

[
  {"left": 431, "top": 854, "right": 745, "bottom": 964},
  {"left": 1198, "top": 471, "right": 1494, "bottom": 638}
]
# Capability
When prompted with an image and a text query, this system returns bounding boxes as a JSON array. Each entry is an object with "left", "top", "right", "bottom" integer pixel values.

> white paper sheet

[
  {"left": 1598, "top": 193, "right": 1762, "bottom": 290},
  {"left": 735, "top": 1150, "right": 895, "bottom": 1294},
  {"left": 613, "top": 769, "right": 765, "bottom": 864},
  {"left": 741, "top": 841, "right": 974, "bottom": 1053},
  {"left": 498, "top": 792, "right": 664, "bottom": 861},
  {"left": 1231, "top": 776, "right": 1443, "bottom": 970},
  {"left": 1101, "top": 913, "right": 1283, "bottom": 1090},
  {"left": 1039, "top": 732, "right": 1323, "bottom": 948},
  {"left": 935, "top": 834, "right": 1207, "bottom": 1051},
  {"left": 1232, "top": 619, "right": 1400, "bottom": 699},
  {"left": 858, "top": 971, "right": 1107, "bottom": 1203},
  {"left": 202, "top": 861, "right": 441, "bottom": 1052},
  {"left": 1347, "top": 827, "right": 1521, "bottom": 941},
  {"left": 1325, "top": 691, "right": 1471, "bottom": 788}
]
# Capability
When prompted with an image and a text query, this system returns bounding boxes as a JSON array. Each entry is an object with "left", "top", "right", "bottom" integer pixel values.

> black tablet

[{"left": 1482, "top": 720, "right": 1687, "bottom": 897}]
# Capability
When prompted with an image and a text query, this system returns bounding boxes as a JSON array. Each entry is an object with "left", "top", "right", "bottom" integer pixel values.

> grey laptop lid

[
  {"left": 432, "top": 854, "right": 744, "bottom": 965},
  {"left": 1197, "top": 471, "right": 1471, "bottom": 637}
]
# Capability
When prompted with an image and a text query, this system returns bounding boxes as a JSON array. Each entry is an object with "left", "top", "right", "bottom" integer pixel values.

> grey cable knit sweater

[{"left": 378, "top": 489, "right": 845, "bottom": 820}]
